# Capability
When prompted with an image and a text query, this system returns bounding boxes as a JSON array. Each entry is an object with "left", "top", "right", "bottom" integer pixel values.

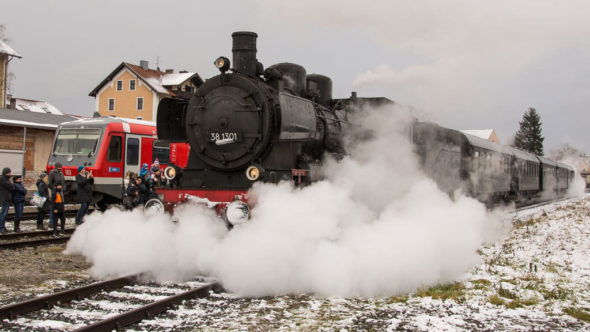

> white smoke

[{"left": 66, "top": 105, "right": 509, "bottom": 297}]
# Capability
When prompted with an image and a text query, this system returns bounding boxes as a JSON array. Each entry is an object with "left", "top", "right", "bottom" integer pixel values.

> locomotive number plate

[{"left": 210, "top": 132, "right": 240, "bottom": 145}]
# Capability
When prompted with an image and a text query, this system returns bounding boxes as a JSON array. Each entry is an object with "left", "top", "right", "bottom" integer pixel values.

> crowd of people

[
  {"left": 0, "top": 160, "right": 168, "bottom": 234},
  {"left": 123, "top": 161, "right": 168, "bottom": 210},
  {"left": 0, "top": 163, "right": 94, "bottom": 235}
]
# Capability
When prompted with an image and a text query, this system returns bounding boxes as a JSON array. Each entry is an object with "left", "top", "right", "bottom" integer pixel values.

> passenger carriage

[{"left": 47, "top": 117, "right": 188, "bottom": 208}]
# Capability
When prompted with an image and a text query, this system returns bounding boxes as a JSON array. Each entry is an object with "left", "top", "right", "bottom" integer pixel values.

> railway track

[
  {"left": 0, "top": 229, "right": 75, "bottom": 250},
  {"left": 0, "top": 275, "right": 220, "bottom": 331}
]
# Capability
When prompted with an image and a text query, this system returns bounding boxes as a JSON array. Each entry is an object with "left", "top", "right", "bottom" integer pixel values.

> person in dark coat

[
  {"left": 135, "top": 176, "right": 146, "bottom": 206},
  {"left": 11, "top": 175, "right": 26, "bottom": 233},
  {"left": 124, "top": 177, "right": 138, "bottom": 210},
  {"left": 36, "top": 173, "right": 51, "bottom": 230},
  {"left": 48, "top": 162, "right": 65, "bottom": 227},
  {"left": 51, "top": 184, "right": 66, "bottom": 236},
  {"left": 75, "top": 166, "right": 94, "bottom": 225},
  {"left": 0, "top": 167, "right": 14, "bottom": 233}
]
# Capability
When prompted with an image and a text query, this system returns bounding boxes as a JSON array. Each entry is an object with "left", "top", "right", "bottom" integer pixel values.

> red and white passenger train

[{"left": 47, "top": 117, "right": 189, "bottom": 209}]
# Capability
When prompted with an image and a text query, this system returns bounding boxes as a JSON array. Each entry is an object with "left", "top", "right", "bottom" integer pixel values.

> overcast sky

[{"left": 2, "top": 0, "right": 588, "bottom": 152}]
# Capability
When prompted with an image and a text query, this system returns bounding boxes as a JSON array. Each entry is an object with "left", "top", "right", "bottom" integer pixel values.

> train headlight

[
  {"left": 225, "top": 200, "right": 250, "bottom": 226},
  {"left": 246, "top": 165, "right": 263, "bottom": 181},
  {"left": 214, "top": 56, "right": 230, "bottom": 73},
  {"left": 164, "top": 166, "right": 176, "bottom": 180}
]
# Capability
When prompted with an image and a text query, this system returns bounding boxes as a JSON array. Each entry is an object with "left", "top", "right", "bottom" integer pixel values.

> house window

[
  {"left": 108, "top": 98, "right": 115, "bottom": 111},
  {"left": 136, "top": 117, "right": 143, "bottom": 120},
  {"left": 116, "top": 80, "right": 123, "bottom": 91},
  {"left": 137, "top": 97, "right": 143, "bottom": 110},
  {"left": 130, "top": 80, "right": 136, "bottom": 90}
]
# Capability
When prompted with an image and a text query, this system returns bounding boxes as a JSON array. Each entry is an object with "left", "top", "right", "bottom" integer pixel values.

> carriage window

[
  {"left": 126, "top": 138, "right": 139, "bottom": 165},
  {"left": 53, "top": 128, "right": 101, "bottom": 155},
  {"left": 153, "top": 140, "right": 170, "bottom": 164},
  {"left": 107, "top": 136, "right": 122, "bottom": 162}
]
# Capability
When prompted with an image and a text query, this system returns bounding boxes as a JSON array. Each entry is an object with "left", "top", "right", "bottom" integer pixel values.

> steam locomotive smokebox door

[{"left": 186, "top": 75, "right": 271, "bottom": 171}]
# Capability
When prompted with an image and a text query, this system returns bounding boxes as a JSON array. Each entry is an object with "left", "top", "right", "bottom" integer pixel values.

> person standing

[
  {"left": 36, "top": 173, "right": 51, "bottom": 230},
  {"left": 0, "top": 167, "right": 15, "bottom": 233},
  {"left": 48, "top": 162, "right": 65, "bottom": 227},
  {"left": 75, "top": 166, "right": 93, "bottom": 225},
  {"left": 135, "top": 176, "right": 146, "bottom": 206},
  {"left": 11, "top": 175, "right": 26, "bottom": 233},
  {"left": 51, "top": 184, "right": 66, "bottom": 236}
]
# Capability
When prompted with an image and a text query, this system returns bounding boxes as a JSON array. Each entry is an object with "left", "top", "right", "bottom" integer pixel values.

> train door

[{"left": 125, "top": 134, "right": 142, "bottom": 176}]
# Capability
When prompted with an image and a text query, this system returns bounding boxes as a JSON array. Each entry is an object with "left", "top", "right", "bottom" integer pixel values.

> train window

[
  {"left": 126, "top": 138, "right": 139, "bottom": 165},
  {"left": 53, "top": 128, "right": 101, "bottom": 155},
  {"left": 107, "top": 136, "right": 122, "bottom": 162},
  {"left": 153, "top": 140, "right": 170, "bottom": 164}
]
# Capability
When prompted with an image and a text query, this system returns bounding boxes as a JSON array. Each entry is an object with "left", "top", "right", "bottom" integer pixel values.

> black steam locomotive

[{"left": 153, "top": 31, "right": 387, "bottom": 224}]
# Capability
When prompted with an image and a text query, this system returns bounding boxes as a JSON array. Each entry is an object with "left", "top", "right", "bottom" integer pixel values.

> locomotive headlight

[
  {"left": 225, "top": 200, "right": 250, "bottom": 226},
  {"left": 246, "top": 165, "right": 263, "bottom": 181},
  {"left": 164, "top": 166, "right": 176, "bottom": 180},
  {"left": 214, "top": 56, "right": 230, "bottom": 73}
]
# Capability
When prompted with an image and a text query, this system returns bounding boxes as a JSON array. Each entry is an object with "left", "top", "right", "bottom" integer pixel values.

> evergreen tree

[{"left": 513, "top": 107, "right": 544, "bottom": 155}]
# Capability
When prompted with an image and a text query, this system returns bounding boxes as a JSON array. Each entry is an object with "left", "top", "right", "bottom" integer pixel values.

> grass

[
  {"left": 540, "top": 286, "right": 570, "bottom": 301},
  {"left": 470, "top": 279, "right": 491, "bottom": 290},
  {"left": 488, "top": 294, "right": 505, "bottom": 306},
  {"left": 514, "top": 217, "right": 543, "bottom": 229},
  {"left": 564, "top": 307, "right": 590, "bottom": 322},
  {"left": 416, "top": 282, "right": 466, "bottom": 302},
  {"left": 386, "top": 296, "right": 408, "bottom": 304}
]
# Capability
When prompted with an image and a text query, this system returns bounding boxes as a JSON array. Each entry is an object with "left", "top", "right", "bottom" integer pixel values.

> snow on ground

[{"left": 133, "top": 195, "right": 590, "bottom": 331}]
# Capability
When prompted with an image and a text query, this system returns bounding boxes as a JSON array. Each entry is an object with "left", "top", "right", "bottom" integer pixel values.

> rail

[
  {"left": 0, "top": 235, "right": 72, "bottom": 250},
  {"left": 0, "top": 275, "right": 138, "bottom": 320},
  {"left": 74, "top": 282, "right": 220, "bottom": 332}
]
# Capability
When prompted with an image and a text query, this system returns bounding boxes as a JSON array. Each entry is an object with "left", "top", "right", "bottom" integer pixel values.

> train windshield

[{"left": 53, "top": 128, "right": 101, "bottom": 155}]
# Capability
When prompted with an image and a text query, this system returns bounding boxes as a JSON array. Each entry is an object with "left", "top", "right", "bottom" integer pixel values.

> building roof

[
  {"left": 12, "top": 98, "right": 63, "bottom": 115},
  {"left": 0, "top": 108, "right": 77, "bottom": 129},
  {"left": 89, "top": 62, "right": 201, "bottom": 97},
  {"left": 0, "top": 40, "right": 21, "bottom": 58},
  {"left": 460, "top": 129, "right": 494, "bottom": 140}
]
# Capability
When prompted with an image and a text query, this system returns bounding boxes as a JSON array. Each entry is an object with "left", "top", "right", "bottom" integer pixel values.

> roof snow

[
  {"left": 460, "top": 129, "right": 493, "bottom": 139},
  {"left": 13, "top": 98, "right": 63, "bottom": 115},
  {"left": 0, "top": 40, "right": 21, "bottom": 58},
  {"left": 160, "top": 72, "right": 195, "bottom": 86},
  {"left": 145, "top": 77, "right": 173, "bottom": 95}
]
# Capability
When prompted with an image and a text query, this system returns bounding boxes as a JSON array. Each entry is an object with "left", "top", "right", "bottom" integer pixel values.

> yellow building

[
  {"left": 0, "top": 40, "right": 21, "bottom": 108},
  {"left": 89, "top": 61, "right": 202, "bottom": 121}
]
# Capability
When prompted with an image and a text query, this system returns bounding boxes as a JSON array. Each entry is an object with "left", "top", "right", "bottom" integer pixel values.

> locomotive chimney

[{"left": 232, "top": 31, "right": 258, "bottom": 77}]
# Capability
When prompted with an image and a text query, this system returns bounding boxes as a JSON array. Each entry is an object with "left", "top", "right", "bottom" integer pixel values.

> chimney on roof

[
  {"left": 179, "top": 70, "right": 188, "bottom": 73},
  {"left": 9, "top": 97, "right": 16, "bottom": 110},
  {"left": 165, "top": 69, "right": 173, "bottom": 74},
  {"left": 140, "top": 60, "right": 149, "bottom": 70}
]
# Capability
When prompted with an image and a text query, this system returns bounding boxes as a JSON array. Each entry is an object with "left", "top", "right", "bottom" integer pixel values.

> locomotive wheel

[
  {"left": 144, "top": 198, "right": 165, "bottom": 215},
  {"left": 96, "top": 199, "right": 108, "bottom": 212}
]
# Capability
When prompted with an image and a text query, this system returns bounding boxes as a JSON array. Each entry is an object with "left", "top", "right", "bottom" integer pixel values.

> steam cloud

[{"left": 66, "top": 105, "right": 510, "bottom": 297}]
